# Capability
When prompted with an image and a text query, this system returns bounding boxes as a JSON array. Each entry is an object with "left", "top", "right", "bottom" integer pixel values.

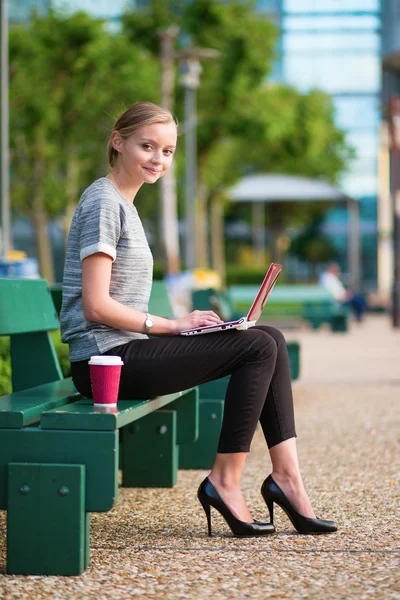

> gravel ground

[{"left": 0, "top": 315, "right": 399, "bottom": 599}]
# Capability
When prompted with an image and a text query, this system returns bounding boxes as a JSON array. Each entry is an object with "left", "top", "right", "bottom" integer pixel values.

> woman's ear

[{"left": 111, "top": 131, "right": 122, "bottom": 152}]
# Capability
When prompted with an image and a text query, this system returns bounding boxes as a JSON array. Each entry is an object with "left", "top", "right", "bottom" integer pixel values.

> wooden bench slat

[
  {"left": 41, "top": 388, "right": 197, "bottom": 431},
  {"left": 0, "top": 379, "right": 80, "bottom": 428}
]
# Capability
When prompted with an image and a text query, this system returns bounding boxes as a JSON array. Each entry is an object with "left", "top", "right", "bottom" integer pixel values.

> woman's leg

[
  {"left": 256, "top": 326, "right": 315, "bottom": 518},
  {"left": 269, "top": 438, "right": 315, "bottom": 518},
  {"left": 208, "top": 325, "right": 299, "bottom": 522}
]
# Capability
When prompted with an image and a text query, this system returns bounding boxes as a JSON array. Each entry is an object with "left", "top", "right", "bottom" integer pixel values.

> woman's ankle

[
  {"left": 271, "top": 469, "right": 303, "bottom": 486},
  {"left": 208, "top": 471, "right": 241, "bottom": 491}
]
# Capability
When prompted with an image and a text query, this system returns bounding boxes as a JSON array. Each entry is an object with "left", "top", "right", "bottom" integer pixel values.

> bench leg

[
  {"left": 179, "top": 399, "right": 224, "bottom": 470},
  {"left": 121, "top": 410, "right": 178, "bottom": 488},
  {"left": 7, "top": 462, "right": 88, "bottom": 576},
  {"left": 286, "top": 341, "right": 300, "bottom": 381}
]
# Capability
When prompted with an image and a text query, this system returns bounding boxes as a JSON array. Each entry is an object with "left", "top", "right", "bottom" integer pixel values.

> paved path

[{"left": 0, "top": 315, "right": 399, "bottom": 599}]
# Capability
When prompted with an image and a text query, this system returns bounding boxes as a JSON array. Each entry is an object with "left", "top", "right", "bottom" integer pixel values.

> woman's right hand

[{"left": 172, "top": 310, "right": 223, "bottom": 334}]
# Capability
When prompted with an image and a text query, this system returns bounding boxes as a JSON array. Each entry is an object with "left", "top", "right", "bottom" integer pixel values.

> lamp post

[
  {"left": 159, "top": 26, "right": 180, "bottom": 274},
  {"left": 388, "top": 94, "right": 400, "bottom": 328},
  {"left": 0, "top": 0, "right": 11, "bottom": 257},
  {"left": 179, "top": 59, "right": 201, "bottom": 269},
  {"left": 158, "top": 29, "right": 218, "bottom": 273}
]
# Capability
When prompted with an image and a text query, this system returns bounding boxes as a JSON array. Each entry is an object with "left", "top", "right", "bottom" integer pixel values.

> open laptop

[{"left": 180, "top": 263, "right": 283, "bottom": 336}]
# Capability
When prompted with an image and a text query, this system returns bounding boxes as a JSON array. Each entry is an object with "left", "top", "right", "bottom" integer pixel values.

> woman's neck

[{"left": 106, "top": 170, "right": 142, "bottom": 204}]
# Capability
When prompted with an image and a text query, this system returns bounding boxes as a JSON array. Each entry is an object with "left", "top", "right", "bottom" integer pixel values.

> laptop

[{"left": 180, "top": 263, "right": 283, "bottom": 336}]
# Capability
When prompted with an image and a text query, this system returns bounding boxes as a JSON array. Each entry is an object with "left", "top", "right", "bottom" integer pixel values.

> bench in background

[{"left": 195, "top": 284, "right": 349, "bottom": 332}]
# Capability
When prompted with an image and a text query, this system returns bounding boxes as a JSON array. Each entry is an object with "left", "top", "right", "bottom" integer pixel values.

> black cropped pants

[{"left": 71, "top": 326, "right": 297, "bottom": 453}]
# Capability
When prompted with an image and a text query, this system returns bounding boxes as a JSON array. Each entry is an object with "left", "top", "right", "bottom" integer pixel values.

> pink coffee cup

[{"left": 88, "top": 356, "right": 124, "bottom": 406}]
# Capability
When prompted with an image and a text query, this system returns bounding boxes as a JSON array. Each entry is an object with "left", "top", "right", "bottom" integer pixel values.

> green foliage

[
  {"left": 225, "top": 265, "right": 276, "bottom": 285},
  {"left": 9, "top": 1, "right": 355, "bottom": 273},
  {"left": 0, "top": 333, "right": 71, "bottom": 396},
  {"left": 123, "top": 0, "right": 352, "bottom": 223},
  {"left": 290, "top": 216, "right": 338, "bottom": 265},
  {"left": 9, "top": 11, "right": 160, "bottom": 219},
  {"left": 51, "top": 330, "right": 71, "bottom": 378},
  {"left": 0, "top": 338, "right": 12, "bottom": 396}
]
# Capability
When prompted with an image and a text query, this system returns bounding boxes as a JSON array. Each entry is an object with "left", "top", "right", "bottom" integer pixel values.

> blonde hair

[{"left": 107, "top": 102, "right": 177, "bottom": 167}]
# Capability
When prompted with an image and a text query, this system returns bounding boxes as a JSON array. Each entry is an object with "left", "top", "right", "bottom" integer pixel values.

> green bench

[
  {"left": 0, "top": 278, "right": 199, "bottom": 576},
  {"left": 227, "top": 284, "right": 349, "bottom": 332}
]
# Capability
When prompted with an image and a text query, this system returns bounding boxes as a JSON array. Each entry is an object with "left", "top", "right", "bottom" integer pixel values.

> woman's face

[{"left": 114, "top": 122, "right": 177, "bottom": 184}]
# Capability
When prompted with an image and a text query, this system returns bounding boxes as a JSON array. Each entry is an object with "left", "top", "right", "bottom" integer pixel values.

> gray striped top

[{"left": 60, "top": 177, "right": 153, "bottom": 361}]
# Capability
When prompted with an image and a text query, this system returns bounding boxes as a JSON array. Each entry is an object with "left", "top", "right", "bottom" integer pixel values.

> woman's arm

[{"left": 82, "top": 253, "right": 222, "bottom": 335}]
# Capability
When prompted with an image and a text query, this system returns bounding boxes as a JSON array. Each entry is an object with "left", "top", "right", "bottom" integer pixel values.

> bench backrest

[
  {"left": 0, "top": 279, "right": 63, "bottom": 391},
  {"left": 0, "top": 278, "right": 59, "bottom": 335},
  {"left": 0, "top": 278, "right": 175, "bottom": 393},
  {"left": 148, "top": 280, "right": 175, "bottom": 319}
]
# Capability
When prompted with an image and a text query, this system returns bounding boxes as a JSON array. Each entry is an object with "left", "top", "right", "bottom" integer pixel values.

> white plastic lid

[{"left": 88, "top": 355, "right": 124, "bottom": 366}]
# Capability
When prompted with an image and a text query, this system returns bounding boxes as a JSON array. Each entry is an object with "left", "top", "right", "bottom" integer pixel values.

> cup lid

[{"left": 88, "top": 355, "right": 124, "bottom": 366}]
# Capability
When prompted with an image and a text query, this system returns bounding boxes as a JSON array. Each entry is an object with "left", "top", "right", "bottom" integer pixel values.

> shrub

[
  {"left": 0, "top": 331, "right": 71, "bottom": 395},
  {"left": 0, "top": 337, "right": 11, "bottom": 396}
]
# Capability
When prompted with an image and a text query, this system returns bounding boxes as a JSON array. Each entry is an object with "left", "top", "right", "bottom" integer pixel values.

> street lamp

[
  {"left": 158, "top": 28, "right": 219, "bottom": 273},
  {"left": 179, "top": 59, "right": 201, "bottom": 269}
]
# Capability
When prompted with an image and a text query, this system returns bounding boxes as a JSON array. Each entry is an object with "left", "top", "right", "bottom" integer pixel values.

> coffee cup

[{"left": 88, "top": 355, "right": 124, "bottom": 406}]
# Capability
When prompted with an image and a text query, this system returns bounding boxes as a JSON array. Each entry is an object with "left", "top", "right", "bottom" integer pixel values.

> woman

[{"left": 60, "top": 102, "right": 337, "bottom": 537}]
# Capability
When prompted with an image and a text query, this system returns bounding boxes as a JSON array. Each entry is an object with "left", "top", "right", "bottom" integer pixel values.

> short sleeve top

[{"left": 60, "top": 177, "right": 153, "bottom": 361}]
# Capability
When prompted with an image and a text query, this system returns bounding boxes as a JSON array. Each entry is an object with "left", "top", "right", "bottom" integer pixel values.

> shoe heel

[
  {"left": 267, "top": 499, "right": 274, "bottom": 524},
  {"left": 199, "top": 496, "right": 212, "bottom": 537}
]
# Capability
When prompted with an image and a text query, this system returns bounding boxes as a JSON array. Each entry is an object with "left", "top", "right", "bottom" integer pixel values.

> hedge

[{"left": 0, "top": 331, "right": 71, "bottom": 396}]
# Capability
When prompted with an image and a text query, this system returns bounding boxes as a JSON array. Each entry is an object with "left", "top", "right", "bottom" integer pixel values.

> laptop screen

[{"left": 246, "top": 263, "right": 283, "bottom": 322}]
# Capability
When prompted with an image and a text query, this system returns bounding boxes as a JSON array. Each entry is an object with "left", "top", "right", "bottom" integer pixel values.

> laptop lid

[{"left": 245, "top": 263, "right": 282, "bottom": 323}]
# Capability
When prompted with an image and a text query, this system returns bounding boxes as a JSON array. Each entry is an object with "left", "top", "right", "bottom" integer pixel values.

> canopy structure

[{"left": 229, "top": 174, "right": 360, "bottom": 289}]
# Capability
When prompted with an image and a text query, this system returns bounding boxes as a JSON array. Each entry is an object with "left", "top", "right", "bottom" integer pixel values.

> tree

[
  {"left": 122, "top": 0, "right": 353, "bottom": 278},
  {"left": 290, "top": 215, "right": 338, "bottom": 278},
  {"left": 9, "top": 10, "right": 159, "bottom": 281}
]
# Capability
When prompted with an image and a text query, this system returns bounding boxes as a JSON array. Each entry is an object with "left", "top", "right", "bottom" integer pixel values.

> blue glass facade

[
  {"left": 257, "top": 0, "right": 381, "bottom": 284},
  {"left": 8, "top": 0, "right": 136, "bottom": 22}
]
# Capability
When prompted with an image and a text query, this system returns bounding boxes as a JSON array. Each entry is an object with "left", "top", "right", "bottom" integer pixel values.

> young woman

[{"left": 60, "top": 102, "right": 337, "bottom": 537}]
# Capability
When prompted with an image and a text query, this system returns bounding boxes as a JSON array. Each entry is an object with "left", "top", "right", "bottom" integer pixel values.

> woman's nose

[{"left": 151, "top": 150, "right": 163, "bottom": 164}]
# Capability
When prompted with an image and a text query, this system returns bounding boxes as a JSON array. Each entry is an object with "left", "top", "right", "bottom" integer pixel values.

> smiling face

[{"left": 112, "top": 122, "right": 177, "bottom": 185}]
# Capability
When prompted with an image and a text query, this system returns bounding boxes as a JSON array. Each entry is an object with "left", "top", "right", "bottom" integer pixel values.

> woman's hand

[{"left": 172, "top": 310, "right": 223, "bottom": 334}]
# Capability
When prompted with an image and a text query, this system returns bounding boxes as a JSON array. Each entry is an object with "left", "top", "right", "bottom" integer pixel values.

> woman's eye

[
  {"left": 164, "top": 149, "right": 173, "bottom": 156},
  {"left": 143, "top": 144, "right": 152, "bottom": 150}
]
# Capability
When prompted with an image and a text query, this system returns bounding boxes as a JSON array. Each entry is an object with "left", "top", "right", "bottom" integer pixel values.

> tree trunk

[
  {"left": 210, "top": 196, "right": 226, "bottom": 288},
  {"left": 64, "top": 155, "right": 80, "bottom": 244},
  {"left": 160, "top": 163, "right": 180, "bottom": 273},
  {"left": 32, "top": 180, "right": 54, "bottom": 284},
  {"left": 196, "top": 182, "right": 208, "bottom": 269},
  {"left": 32, "top": 132, "right": 54, "bottom": 283}
]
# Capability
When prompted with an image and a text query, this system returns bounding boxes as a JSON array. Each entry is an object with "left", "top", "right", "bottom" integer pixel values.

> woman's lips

[{"left": 144, "top": 167, "right": 161, "bottom": 174}]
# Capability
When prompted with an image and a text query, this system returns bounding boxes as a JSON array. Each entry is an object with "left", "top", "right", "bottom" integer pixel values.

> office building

[{"left": 258, "top": 0, "right": 381, "bottom": 286}]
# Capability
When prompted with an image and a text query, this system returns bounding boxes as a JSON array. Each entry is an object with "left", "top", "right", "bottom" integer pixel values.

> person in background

[{"left": 319, "top": 262, "right": 366, "bottom": 321}]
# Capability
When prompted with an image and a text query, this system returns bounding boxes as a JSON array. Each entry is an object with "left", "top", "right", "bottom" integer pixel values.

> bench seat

[{"left": 0, "top": 379, "right": 80, "bottom": 428}]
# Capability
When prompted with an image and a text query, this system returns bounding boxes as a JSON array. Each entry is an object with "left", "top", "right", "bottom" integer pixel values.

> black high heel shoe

[
  {"left": 197, "top": 477, "right": 275, "bottom": 538},
  {"left": 261, "top": 475, "right": 337, "bottom": 534}
]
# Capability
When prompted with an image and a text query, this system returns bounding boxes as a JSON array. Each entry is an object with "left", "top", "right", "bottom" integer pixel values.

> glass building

[{"left": 257, "top": 0, "right": 381, "bottom": 286}]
